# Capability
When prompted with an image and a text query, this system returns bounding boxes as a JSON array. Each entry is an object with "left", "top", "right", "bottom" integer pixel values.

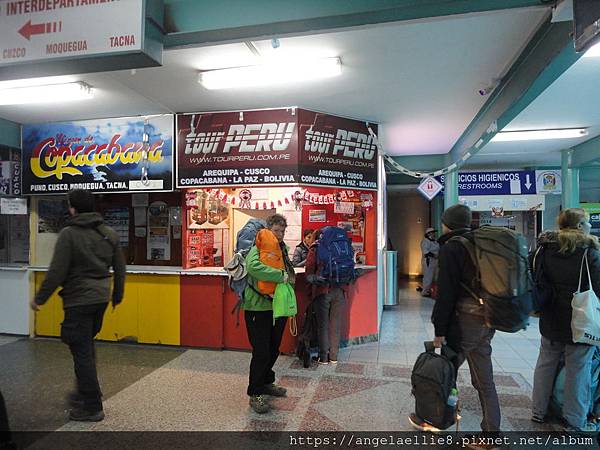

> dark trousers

[
  {"left": 315, "top": 288, "right": 344, "bottom": 361},
  {"left": 61, "top": 303, "right": 108, "bottom": 412},
  {"left": 455, "top": 313, "right": 501, "bottom": 432},
  {"left": 0, "top": 390, "right": 12, "bottom": 446},
  {"left": 244, "top": 310, "right": 286, "bottom": 396}
]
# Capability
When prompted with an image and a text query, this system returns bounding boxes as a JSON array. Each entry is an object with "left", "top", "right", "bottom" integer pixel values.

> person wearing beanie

[
  {"left": 419, "top": 228, "right": 439, "bottom": 297},
  {"left": 410, "top": 204, "right": 502, "bottom": 442}
]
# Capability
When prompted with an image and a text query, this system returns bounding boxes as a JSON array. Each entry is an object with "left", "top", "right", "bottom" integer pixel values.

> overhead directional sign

[
  {"left": 417, "top": 176, "right": 443, "bottom": 201},
  {"left": 437, "top": 170, "right": 538, "bottom": 196},
  {"left": 0, "top": 0, "right": 143, "bottom": 66}
]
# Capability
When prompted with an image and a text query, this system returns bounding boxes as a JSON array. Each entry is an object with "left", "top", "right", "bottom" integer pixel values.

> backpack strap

[{"left": 448, "top": 235, "right": 482, "bottom": 303}]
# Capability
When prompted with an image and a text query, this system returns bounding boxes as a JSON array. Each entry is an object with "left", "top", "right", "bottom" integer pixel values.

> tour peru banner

[
  {"left": 176, "top": 109, "right": 299, "bottom": 188},
  {"left": 176, "top": 108, "right": 378, "bottom": 191},
  {"left": 298, "top": 109, "right": 378, "bottom": 191},
  {"left": 22, "top": 115, "right": 174, "bottom": 195}
]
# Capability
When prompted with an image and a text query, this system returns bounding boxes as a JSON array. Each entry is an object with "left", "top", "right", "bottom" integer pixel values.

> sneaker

[
  {"left": 66, "top": 391, "right": 84, "bottom": 409},
  {"left": 329, "top": 359, "right": 338, "bottom": 365},
  {"left": 249, "top": 395, "right": 270, "bottom": 414},
  {"left": 263, "top": 383, "right": 287, "bottom": 397},
  {"left": 565, "top": 421, "right": 598, "bottom": 433},
  {"left": 69, "top": 408, "right": 105, "bottom": 422},
  {"left": 318, "top": 358, "right": 329, "bottom": 365},
  {"left": 408, "top": 413, "right": 440, "bottom": 432}
]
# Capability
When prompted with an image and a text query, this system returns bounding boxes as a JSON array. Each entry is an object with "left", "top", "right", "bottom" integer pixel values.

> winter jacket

[
  {"left": 531, "top": 231, "right": 600, "bottom": 344},
  {"left": 34, "top": 212, "right": 126, "bottom": 309},
  {"left": 242, "top": 243, "right": 295, "bottom": 311},
  {"left": 420, "top": 237, "right": 440, "bottom": 261},
  {"left": 431, "top": 228, "right": 483, "bottom": 338},
  {"left": 292, "top": 242, "right": 310, "bottom": 267}
]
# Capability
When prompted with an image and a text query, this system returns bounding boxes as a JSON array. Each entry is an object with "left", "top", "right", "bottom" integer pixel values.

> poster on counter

[
  {"left": 22, "top": 115, "right": 174, "bottom": 195},
  {"left": 104, "top": 208, "right": 130, "bottom": 248},
  {"left": 298, "top": 110, "right": 378, "bottom": 191},
  {"left": 176, "top": 109, "right": 299, "bottom": 188},
  {"left": 147, "top": 201, "right": 170, "bottom": 261}
]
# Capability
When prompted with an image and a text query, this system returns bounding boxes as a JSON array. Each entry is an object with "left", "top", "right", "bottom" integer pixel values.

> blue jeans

[{"left": 532, "top": 336, "right": 596, "bottom": 428}]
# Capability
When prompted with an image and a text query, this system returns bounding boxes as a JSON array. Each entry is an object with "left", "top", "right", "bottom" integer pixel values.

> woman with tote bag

[{"left": 530, "top": 208, "right": 600, "bottom": 432}]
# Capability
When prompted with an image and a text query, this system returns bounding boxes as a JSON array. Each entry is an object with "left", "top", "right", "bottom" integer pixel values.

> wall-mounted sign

[
  {"left": 176, "top": 109, "right": 378, "bottom": 191},
  {"left": 459, "top": 194, "right": 545, "bottom": 212},
  {"left": 22, "top": 115, "right": 173, "bottom": 195},
  {"left": 438, "top": 171, "right": 537, "bottom": 196},
  {"left": 535, "top": 170, "right": 561, "bottom": 195},
  {"left": 298, "top": 110, "right": 378, "bottom": 190},
  {"left": 0, "top": 0, "right": 142, "bottom": 67},
  {"left": 0, "top": 197, "right": 26, "bottom": 215},
  {"left": 417, "top": 176, "right": 443, "bottom": 201}
]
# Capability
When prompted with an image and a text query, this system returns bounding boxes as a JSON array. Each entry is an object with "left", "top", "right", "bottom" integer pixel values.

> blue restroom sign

[{"left": 437, "top": 170, "right": 536, "bottom": 196}]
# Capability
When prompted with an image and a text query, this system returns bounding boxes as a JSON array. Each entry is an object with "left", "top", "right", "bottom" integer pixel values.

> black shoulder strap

[{"left": 449, "top": 235, "right": 481, "bottom": 302}]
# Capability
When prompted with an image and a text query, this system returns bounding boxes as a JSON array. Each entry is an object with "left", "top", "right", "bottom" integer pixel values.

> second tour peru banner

[
  {"left": 22, "top": 115, "right": 174, "bottom": 195},
  {"left": 176, "top": 109, "right": 378, "bottom": 191}
]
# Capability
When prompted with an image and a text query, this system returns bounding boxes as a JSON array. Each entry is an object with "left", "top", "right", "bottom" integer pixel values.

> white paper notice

[
  {"left": 0, "top": 198, "right": 27, "bottom": 215},
  {"left": 509, "top": 180, "right": 521, "bottom": 195}
]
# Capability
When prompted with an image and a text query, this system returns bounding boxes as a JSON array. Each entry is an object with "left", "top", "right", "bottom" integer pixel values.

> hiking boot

[
  {"left": 69, "top": 408, "right": 105, "bottom": 422},
  {"left": 318, "top": 358, "right": 329, "bottom": 365},
  {"left": 263, "top": 384, "right": 287, "bottom": 397},
  {"left": 249, "top": 395, "right": 270, "bottom": 414}
]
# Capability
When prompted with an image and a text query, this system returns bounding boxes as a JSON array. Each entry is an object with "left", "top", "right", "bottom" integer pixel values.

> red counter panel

[{"left": 180, "top": 276, "right": 224, "bottom": 348}]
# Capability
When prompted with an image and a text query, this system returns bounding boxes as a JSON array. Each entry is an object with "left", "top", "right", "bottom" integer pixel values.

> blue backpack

[{"left": 317, "top": 226, "right": 356, "bottom": 286}]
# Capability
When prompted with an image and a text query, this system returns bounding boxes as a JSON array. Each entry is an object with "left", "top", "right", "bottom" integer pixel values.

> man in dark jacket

[
  {"left": 430, "top": 204, "right": 501, "bottom": 437},
  {"left": 30, "top": 189, "right": 126, "bottom": 422}
]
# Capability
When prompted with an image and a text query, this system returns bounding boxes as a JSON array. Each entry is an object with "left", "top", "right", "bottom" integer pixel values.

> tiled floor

[
  {"left": 0, "top": 282, "right": 553, "bottom": 437},
  {"left": 344, "top": 281, "right": 541, "bottom": 388}
]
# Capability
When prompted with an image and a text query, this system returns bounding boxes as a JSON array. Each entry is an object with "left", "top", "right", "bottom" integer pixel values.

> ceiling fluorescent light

[
  {"left": 491, "top": 128, "right": 588, "bottom": 142},
  {"left": 583, "top": 41, "right": 600, "bottom": 57},
  {"left": 199, "top": 57, "right": 342, "bottom": 90},
  {"left": 0, "top": 82, "right": 93, "bottom": 105}
]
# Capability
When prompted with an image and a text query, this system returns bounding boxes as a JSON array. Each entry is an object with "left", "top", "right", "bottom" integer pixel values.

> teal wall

[{"left": 0, "top": 118, "right": 20, "bottom": 149}]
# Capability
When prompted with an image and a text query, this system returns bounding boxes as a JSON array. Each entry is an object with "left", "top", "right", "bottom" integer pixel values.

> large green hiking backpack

[{"left": 452, "top": 226, "right": 533, "bottom": 332}]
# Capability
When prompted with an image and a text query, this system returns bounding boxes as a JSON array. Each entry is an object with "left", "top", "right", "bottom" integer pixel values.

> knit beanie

[{"left": 441, "top": 204, "right": 472, "bottom": 230}]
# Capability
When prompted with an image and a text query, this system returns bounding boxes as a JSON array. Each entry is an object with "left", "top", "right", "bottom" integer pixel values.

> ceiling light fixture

[
  {"left": 583, "top": 41, "right": 600, "bottom": 57},
  {"left": 0, "top": 81, "right": 93, "bottom": 106},
  {"left": 198, "top": 57, "right": 342, "bottom": 90},
  {"left": 491, "top": 128, "right": 589, "bottom": 142}
]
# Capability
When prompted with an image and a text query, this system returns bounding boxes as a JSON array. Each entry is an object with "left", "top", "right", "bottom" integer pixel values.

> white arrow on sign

[{"left": 524, "top": 174, "right": 532, "bottom": 190}]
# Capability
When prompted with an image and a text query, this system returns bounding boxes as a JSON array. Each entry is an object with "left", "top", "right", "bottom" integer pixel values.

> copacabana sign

[{"left": 22, "top": 115, "right": 173, "bottom": 194}]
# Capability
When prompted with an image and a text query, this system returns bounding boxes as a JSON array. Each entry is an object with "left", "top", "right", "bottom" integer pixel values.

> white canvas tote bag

[{"left": 571, "top": 249, "right": 600, "bottom": 346}]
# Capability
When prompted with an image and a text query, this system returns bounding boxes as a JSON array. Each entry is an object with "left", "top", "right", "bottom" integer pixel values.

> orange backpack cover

[{"left": 256, "top": 229, "right": 284, "bottom": 295}]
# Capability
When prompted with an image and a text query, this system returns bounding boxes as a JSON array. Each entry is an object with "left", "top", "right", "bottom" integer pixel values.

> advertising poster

[
  {"left": 298, "top": 110, "right": 378, "bottom": 191},
  {"left": 176, "top": 109, "right": 299, "bottom": 188},
  {"left": 38, "top": 198, "right": 68, "bottom": 233},
  {"left": 104, "top": 208, "right": 130, "bottom": 248},
  {"left": 22, "top": 115, "right": 174, "bottom": 195},
  {"left": 147, "top": 201, "right": 171, "bottom": 261}
]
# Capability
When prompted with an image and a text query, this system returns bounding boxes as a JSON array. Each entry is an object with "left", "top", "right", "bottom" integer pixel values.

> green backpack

[{"left": 273, "top": 283, "right": 298, "bottom": 335}]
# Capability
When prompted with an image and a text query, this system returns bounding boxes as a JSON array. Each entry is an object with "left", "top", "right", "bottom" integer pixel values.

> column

[
  {"left": 561, "top": 149, "right": 580, "bottom": 209},
  {"left": 431, "top": 195, "right": 443, "bottom": 233},
  {"left": 444, "top": 170, "right": 459, "bottom": 208}
]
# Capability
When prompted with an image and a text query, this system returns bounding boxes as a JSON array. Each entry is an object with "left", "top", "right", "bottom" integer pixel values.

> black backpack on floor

[
  {"left": 296, "top": 301, "right": 319, "bottom": 368},
  {"left": 411, "top": 342, "right": 459, "bottom": 430}
]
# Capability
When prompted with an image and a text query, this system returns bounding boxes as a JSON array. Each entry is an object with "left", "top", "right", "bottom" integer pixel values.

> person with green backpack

[{"left": 242, "top": 214, "right": 296, "bottom": 414}]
